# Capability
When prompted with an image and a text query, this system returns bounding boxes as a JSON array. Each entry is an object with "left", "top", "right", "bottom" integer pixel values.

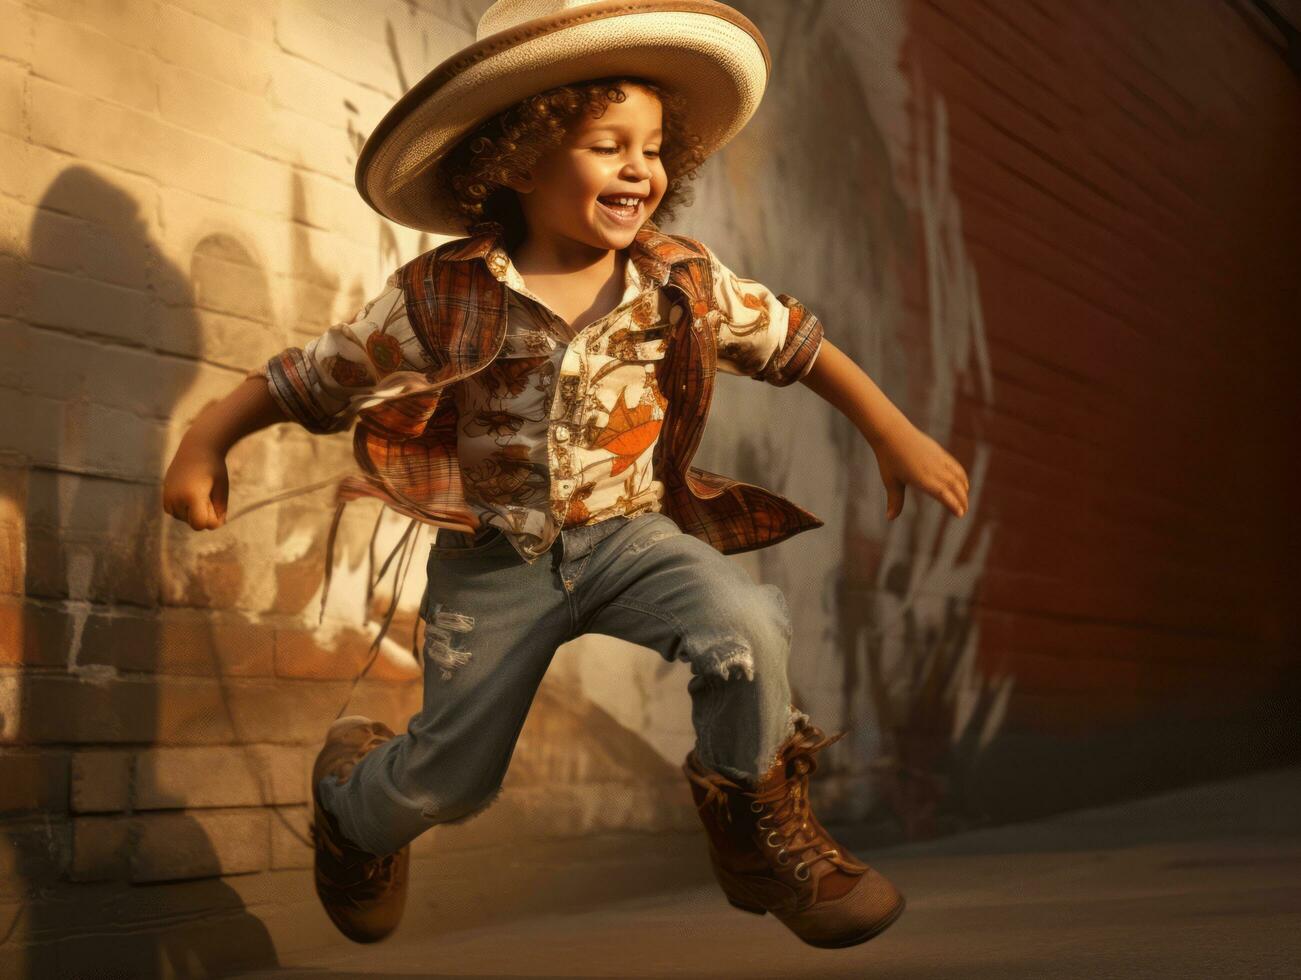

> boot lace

[
  {"left": 311, "top": 818, "right": 402, "bottom": 907},
  {"left": 686, "top": 726, "right": 859, "bottom": 881}
]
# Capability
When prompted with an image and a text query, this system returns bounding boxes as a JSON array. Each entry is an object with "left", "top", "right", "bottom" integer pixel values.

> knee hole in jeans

[{"left": 689, "top": 584, "right": 792, "bottom": 683}]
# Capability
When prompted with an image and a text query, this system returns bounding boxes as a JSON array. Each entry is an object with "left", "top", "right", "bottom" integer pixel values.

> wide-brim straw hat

[{"left": 355, "top": 0, "right": 771, "bottom": 237}]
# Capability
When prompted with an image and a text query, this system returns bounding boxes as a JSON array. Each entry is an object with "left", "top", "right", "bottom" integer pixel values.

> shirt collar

[
  {"left": 439, "top": 222, "right": 704, "bottom": 290},
  {"left": 495, "top": 246, "right": 643, "bottom": 301}
]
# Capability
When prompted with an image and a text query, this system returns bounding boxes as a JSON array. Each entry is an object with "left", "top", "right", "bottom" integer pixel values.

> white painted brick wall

[
  {"left": 167, "top": 0, "right": 276, "bottom": 45},
  {"left": 153, "top": 4, "right": 273, "bottom": 96},
  {"left": 30, "top": 10, "right": 160, "bottom": 113},
  {"left": 0, "top": 61, "right": 25, "bottom": 137},
  {"left": 0, "top": 0, "right": 900, "bottom": 918},
  {"left": 0, "top": 0, "right": 33, "bottom": 65},
  {"left": 70, "top": 748, "right": 132, "bottom": 813},
  {"left": 131, "top": 808, "right": 270, "bottom": 882},
  {"left": 25, "top": 0, "right": 163, "bottom": 49},
  {"left": 133, "top": 744, "right": 314, "bottom": 809}
]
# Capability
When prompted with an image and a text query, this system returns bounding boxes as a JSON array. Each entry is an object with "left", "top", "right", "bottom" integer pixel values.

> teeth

[{"left": 603, "top": 197, "right": 639, "bottom": 208}]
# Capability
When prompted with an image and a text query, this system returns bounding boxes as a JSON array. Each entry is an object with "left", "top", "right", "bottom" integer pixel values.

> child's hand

[
  {"left": 870, "top": 421, "right": 969, "bottom": 521},
  {"left": 162, "top": 441, "right": 230, "bottom": 531}
]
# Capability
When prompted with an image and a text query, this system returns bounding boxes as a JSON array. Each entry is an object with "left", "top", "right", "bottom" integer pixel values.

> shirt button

[
  {"left": 557, "top": 479, "right": 574, "bottom": 493},
  {"left": 554, "top": 424, "right": 570, "bottom": 442}
]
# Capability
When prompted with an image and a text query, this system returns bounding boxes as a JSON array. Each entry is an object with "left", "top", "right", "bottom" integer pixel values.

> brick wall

[
  {"left": 895, "top": 0, "right": 1301, "bottom": 820},
  {"left": 0, "top": 1, "right": 708, "bottom": 965},
  {"left": 0, "top": 0, "right": 469, "bottom": 880},
  {"left": 0, "top": 0, "right": 717, "bottom": 875},
  {"left": 700, "top": 0, "right": 1299, "bottom": 833},
  {"left": 0, "top": 0, "right": 1298, "bottom": 967}
]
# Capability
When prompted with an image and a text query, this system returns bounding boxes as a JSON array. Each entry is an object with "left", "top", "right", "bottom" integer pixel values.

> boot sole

[
  {"left": 794, "top": 893, "right": 906, "bottom": 949},
  {"left": 715, "top": 857, "right": 907, "bottom": 948},
  {"left": 730, "top": 892, "right": 907, "bottom": 947}
]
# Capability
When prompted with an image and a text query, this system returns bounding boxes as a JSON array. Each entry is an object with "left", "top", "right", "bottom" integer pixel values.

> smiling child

[{"left": 162, "top": 0, "right": 968, "bottom": 950}]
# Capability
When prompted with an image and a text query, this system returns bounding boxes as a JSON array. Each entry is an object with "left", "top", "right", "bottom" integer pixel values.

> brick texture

[
  {"left": 69, "top": 748, "right": 130, "bottom": 813},
  {"left": 268, "top": 803, "right": 311, "bottom": 870},
  {"left": 900, "top": 0, "right": 1301, "bottom": 732},
  {"left": 0, "top": 0, "right": 33, "bottom": 66},
  {"left": 0, "top": 465, "right": 25, "bottom": 596},
  {"left": 69, "top": 814, "right": 129, "bottom": 882},
  {"left": 0, "top": 7, "right": 1295, "bottom": 966},
  {"left": 133, "top": 744, "right": 313, "bottom": 809},
  {"left": 130, "top": 808, "right": 269, "bottom": 882},
  {"left": 0, "top": 748, "right": 69, "bottom": 813}
]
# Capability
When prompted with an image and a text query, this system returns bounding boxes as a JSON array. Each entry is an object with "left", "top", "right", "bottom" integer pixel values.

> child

[{"left": 162, "top": 0, "right": 969, "bottom": 950}]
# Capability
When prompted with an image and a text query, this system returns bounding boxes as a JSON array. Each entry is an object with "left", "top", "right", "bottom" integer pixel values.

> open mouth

[{"left": 597, "top": 196, "right": 643, "bottom": 223}]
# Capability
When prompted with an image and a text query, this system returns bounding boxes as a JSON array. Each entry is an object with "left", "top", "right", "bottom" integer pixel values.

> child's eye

[{"left": 591, "top": 146, "right": 661, "bottom": 157}]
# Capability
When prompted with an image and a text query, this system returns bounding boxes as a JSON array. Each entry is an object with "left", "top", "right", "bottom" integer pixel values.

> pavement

[{"left": 223, "top": 764, "right": 1301, "bottom": 979}]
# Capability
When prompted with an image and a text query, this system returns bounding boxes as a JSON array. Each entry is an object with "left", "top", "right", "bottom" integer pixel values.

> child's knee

[
  {"left": 417, "top": 776, "right": 504, "bottom": 826},
  {"left": 689, "top": 582, "right": 792, "bottom": 682}
]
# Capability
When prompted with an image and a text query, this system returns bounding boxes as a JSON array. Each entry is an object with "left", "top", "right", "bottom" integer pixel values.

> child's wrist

[
  {"left": 863, "top": 413, "right": 910, "bottom": 451},
  {"left": 185, "top": 376, "right": 284, "bottom": 455},
  {"left": 178, "top": 421, "right": 230, "bottom": 460}
]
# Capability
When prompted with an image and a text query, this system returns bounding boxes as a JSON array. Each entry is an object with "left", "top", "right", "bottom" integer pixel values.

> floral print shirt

[{"left": 251, "top": 235, "right": 822, "bottom": 565}]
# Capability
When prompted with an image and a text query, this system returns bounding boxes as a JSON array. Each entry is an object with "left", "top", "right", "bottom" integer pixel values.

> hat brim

[{"left": 355, "top": 0, "right": 770, "bottom": 236}]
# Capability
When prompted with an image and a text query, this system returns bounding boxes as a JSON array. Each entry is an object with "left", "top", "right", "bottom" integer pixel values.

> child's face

[{"left": 513, "top": 83, "right": 669, "bottom": 253}]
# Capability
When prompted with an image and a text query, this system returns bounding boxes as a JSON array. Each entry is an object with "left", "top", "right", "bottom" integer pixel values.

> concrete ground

[{"left": 226, "top": 765, "right": 1301, "bottom": 979}]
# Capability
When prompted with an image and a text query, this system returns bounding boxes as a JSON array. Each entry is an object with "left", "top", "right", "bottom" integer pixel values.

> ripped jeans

[{"left": 316, "top": 510, "right": 809, "bottom": 859}]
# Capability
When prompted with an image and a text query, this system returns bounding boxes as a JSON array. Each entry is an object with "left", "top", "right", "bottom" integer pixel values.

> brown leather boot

[
  {"left": 683, "top": 718, "right": 905, "bottom": 948},
  {"left": 310, "top": 715, "right": 410, "bottom": 943}
]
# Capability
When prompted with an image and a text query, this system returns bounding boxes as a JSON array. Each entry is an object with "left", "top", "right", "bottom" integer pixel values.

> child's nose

[{"left": 621, "top": 155, "right": 651, "bottom": 178}]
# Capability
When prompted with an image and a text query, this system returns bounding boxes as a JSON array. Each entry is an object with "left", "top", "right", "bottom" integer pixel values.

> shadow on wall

[
  {"left": 709, "top": 0, "right": 1006, "bottom": 839},
  {"left": 4, "top": 167, "right": 276, "bottom": 976},
  {"left": 2, "top": 156, "right": 683, "bottom": 974}
]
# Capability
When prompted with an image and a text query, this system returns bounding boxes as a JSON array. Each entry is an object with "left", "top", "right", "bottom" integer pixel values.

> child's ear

[{"left": 500, "top": 170, "right": 535, "bottom": 195}]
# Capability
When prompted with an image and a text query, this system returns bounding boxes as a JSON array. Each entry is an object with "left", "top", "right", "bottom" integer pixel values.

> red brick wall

[
  {"left": 902, "top": 0, "right": 1300, "bottom": 804},
  {"left": 1, "top": 7, "right": 1297, "bottom": 964}
]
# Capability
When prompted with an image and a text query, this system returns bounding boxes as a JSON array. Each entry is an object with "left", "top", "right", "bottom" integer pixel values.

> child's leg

[
  {"left": 560, "top": 512, "right": 905, "bottom": 948},
  {"left": 317, "top": 529, "right": 573, "bottom": 857},
  {"left": 570, "top": 512, "right": 808, "bottom": 786}
]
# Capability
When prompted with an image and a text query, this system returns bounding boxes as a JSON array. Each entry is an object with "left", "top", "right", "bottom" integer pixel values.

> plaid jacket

[
  {"left": 296, "top": 223, "right": 826, "bottom": 558},
  {"left": 256, "top": 221, "right": 822, "bottom": 637}
]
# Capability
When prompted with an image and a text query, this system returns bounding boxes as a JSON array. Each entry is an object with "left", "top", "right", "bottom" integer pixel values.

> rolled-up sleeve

[
  {"left": 703, "top": 243, "right": 825, "bottom": 388},
  {"left": 245, "top": 272, "right": 430, "bottom": 434}
]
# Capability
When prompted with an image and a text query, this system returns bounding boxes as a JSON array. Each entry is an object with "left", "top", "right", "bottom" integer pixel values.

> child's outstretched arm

[
  {"left": 698, "top": 241, "right": 969, "bottom": 522},
  {"left": 162, "top": 375, "right": 288, "bottom": 532},
  {"left": 164, "top": 273, "right": 429, "bottom": 532},
  {"left": 799, "top": 337, "right": 969, "bottom": 521}
]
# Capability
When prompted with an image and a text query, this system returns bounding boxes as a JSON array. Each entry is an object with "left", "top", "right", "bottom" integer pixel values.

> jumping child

[{"left": 162, "top": 0, "right": 969, "bottom": 950}]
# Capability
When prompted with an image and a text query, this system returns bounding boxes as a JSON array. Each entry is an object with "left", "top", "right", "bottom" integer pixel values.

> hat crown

[
  {"left": 360, "top": 0, "right": 767, "bottom": 235},
  {"left": 478, "top": 0, "right": 615, "bottom": 42}
]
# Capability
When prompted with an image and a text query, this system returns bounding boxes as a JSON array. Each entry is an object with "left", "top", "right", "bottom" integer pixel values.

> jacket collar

[{"left": 436, "top": 222, "right": 705, "bottom": 289}]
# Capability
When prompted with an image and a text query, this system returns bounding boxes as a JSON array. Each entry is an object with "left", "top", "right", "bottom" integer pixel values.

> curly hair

[{"left": 436, "top": 76, "right": 708, "bottom": 248}]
